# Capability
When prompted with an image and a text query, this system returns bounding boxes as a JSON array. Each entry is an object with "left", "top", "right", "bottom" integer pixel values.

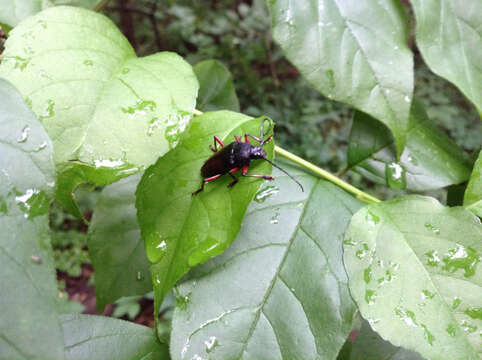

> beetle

[{"left": 192, "top": 117, "right": 304, "bottom": 195}]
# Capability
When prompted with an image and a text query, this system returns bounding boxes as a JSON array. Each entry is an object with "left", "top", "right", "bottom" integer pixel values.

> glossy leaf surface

[
  {"left": 55, "top": 160, "right": 140, "bottom": 218},
  {"left": 0, "top": 6, "right": 198, "bottom": 214},
  {"left": 269, "top": 0, "right": 413, "bottom": 156},
  {"left": 0, "top": 0, "right": 112, "bottom": 27},
  {"left": 75, "top": 171, "right": 190, "bottom": 314},
  {"left": 61, "top": 314, "right": 169, "bottom": 360},
  {"left": 170, "top": 165, "right": 362, "bottom": 360},
  {"left": 136, "top": 111, "right": 274, "bottom": 316},
  {"left": 88, "top": 173, "right": 151, "bottom": 311},
  {"left": 0, "top": 79, "right": 63, "bottom": 359},
  {"left": 411, "top": 0, "right": 482, "bottom": 112},
  {"left": 194, "top": 60, "right": 240, "bottom": 112},
  {"left": 344, "top": 195, "right": 482, "bottom": 359},
  {"left": 0, "top": 0, "right": 42, "bottom": 27},
  {"left": 348, "top": 101, "right": 471, "bottom": 191},
  {"left": 349, "top": 321, "right": 424, "bottom": 360},
  {"left": 464, "top": 150, "right": 482, "bottom": 217}
]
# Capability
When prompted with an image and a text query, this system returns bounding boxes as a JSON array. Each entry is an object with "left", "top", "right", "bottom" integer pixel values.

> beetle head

[{"left": 250, "top": 146, "right": 266, "bottom": 159}]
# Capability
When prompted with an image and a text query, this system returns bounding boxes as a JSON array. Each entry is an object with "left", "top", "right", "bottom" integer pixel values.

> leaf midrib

[
  {"left": 156, "top": 116, "right": 259, "bottom": 302},
  {"left": 237, "top": 179, "right": 319, "bottom": 359}
]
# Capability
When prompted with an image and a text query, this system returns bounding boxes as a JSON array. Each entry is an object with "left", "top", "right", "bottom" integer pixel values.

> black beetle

[{"left": 193, "top": 117, "right": 303, "bottom": 195}]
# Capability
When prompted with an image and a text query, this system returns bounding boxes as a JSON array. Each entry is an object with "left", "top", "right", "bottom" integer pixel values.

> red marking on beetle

[{"left": 192, "top": 117, "right": 303, "bottom": 195}]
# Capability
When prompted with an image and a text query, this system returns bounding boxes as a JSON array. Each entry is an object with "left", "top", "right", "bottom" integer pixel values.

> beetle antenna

[{"left": 262, "top": 157, "right": 304, "bottom": 192}]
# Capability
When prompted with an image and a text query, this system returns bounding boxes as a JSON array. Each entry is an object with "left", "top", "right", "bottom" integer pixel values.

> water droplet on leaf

[
  {"left": 204, "top": 336, "right": 219, "bottom": 353},
  {"left": 122, "top": 99, "right": 156, "bottom": 119},
  {"left": 31, "top": 255, "right": 42, "bottom": 264},
  {"left": 442, "top": 244, "right": 480, "bottom": 278},
  {"left": 39, "top": 99, "right": 55, "bottom": 121},
  {"left": 17, "top": 125, "right": 30, "bottom": 143},
  {"left": 365, "top": 289, "right": 376, "bottom": 305},
  {"left": 386, "top": 162, "right": 406, "bottom": 189},
  {"left": 424, "top": 223, "right": 440, "bottom": 235},
  {"left": 365, "top": 211, "right": 380, "bottom": 227},
  {"left": 254, "top": 185, "right": 279, "bottom": 203}
]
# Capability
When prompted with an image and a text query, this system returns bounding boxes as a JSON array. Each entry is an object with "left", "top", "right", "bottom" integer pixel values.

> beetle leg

[
  {"left": 241, "top": 165, "right": 274, "bottom": 180},
  {"left": 192, "top": 174, "right": 222, "bottom": 195},
  {"left": 210, "top": 136, "right": 225, "bottom": 152},
  {"left": 242, "top": 173, "right": 274, "bottom": 181},
  {"left": 261, "top": 135, "right": 273, "bottom": 145},
  {"left": 234, "top": 135, "right": 241, "bottom": 143},
  {"left": 227, "top": 173, "right": 238, "bottom": 188},
  {"left": 245, "top": 134, "right": 262, "bottom": 144}
]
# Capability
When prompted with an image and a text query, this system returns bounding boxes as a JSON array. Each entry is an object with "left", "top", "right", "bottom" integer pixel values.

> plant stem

[
  {"left": 94, "top": 0, "right": 112, "bottom": 11},
  {"left": 274, "top": 146, "right": 380, "bottom": 204},
  {"left": 193, "top": 109, "right": 380, "bottom": 204}
]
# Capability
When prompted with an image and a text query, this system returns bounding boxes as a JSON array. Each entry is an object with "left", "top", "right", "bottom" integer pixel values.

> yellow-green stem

[
  {"left": 275, "top": 146, "right": 380, "bottom": 204},
  {"left": 193, "top": 109, "right": 380, "bottom": 204}
]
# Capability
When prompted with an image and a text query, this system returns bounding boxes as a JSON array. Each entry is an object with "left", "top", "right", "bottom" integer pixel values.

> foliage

[
  {"left": 171, "top": 166, "right": 361, "bottom": 359},
  {"left": 52, "top": 230, "right": 90, "bottom": 277},
  {"left": 112, "top": 296, "right": 142, "bottom": 320},
  {"left": 136, "top": 111, "right": 274, "bottom": 320},
  {"left": 0, "top": 1, "right": 480, "bottom": 360},
  {"left": 464, "top": 150, "right": 482, "bottom": 217},
  {"left": 344, "top": 196, "right": 481, "bottom": 359}
]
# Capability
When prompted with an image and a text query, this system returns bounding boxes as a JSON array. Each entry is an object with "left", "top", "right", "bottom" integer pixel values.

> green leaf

[
  {"left": 411, "top": 0, "right": 482, "bottom": 112},
  {"left": 464, "top": 150, "right": 482, "bottom": 217},
  {"left": 344, "top": 195, "right": 482, "bottom": 359},
  {"left": 0, "top": 6, "right": 198, "bottom": 214},
  {"left": 0, "top": 78, "right": 64, "bottom": 359},
  {"left": 88, "top": 173, "right": 152, "bottom": 312},
  {"left": 348, "top": 100, "right": 471, "bottom": 191},
  {"left": 52, "top": 230, "right": 90, "bottom": 277},
  {"left": 170, "top": 165, "right": 362, "bottom": 360},
  {"left": 193, "top": 60, "right": 240, "bottom": 112},
  {"left": 349, "top": 321, "right": 424, "bottom": 360},
  {"left": 0, "top": 23, "right": 12, "bottom": 34},
  {"left": 268, "top": 0, "right": 413, "bottom": 157},
  {"left": 0, "top": 0, "right": 42, "bottom": 27},
  {"left": 0, "top": 0, "right": 111, "bottom": 27},
  {"left": 47, "top": 0, "right": 110, "bottom": 10},
  {"left": 61, "top": 314, "right": 169, "bottom": 360},
  {"left": 55, "top": 160, "right": 140, "bottom": 219},
  {"left": 136, "top": 111, "right": 274, "bottom": 318}
]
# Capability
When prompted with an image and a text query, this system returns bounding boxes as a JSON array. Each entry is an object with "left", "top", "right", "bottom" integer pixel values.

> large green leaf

[
  {"left": 61, "top": 314, "right": 169, "bottom": 360},
  {"left": 349, "top": 321, "right": 424, "bottom": 360},
  {"left": 344, "top": 195, "right": 482, "bottom": 359},
  {"left": 347, "top": 101, "right": 471, "bottom": 191},
  {"left": 193, "top": 60, "right": 240, "bottom": 112},
  {"left": 88, "top": 173, "right": 151, "bottom": 312},
  {"left": 268, "top": 0, "right": 413, "bottom": 157},
  {"left": 0, "top": 78, "right": 63, "bottom": 359},
  {"left": 0, "top": 0, "right": 111, "bottom": 27},
  {"left": 136, "top": 111, "right": 274, "bottom": 319},
  {"left": 464, "top": 150, "right": 482, "bottom": 217},
  {"left": 170, "top": 165, "right": 362, "bottom": 360},
  {"left": 411, "top": 0, "right": 482, "bottom": 112},
  {"left": 54, "top": 160, "right": 140, "bottom": 219},
  {"left": 0, "top": 0, "right": 42, "bottom": 27},
  {"left": 0, "top": 6, "right": 198, "bottom": 214}
]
